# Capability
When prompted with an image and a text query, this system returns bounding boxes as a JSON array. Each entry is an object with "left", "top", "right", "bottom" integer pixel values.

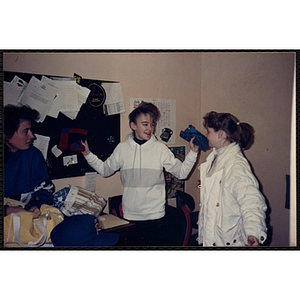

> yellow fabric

[
  {"left": 4, "top": 199, "right": 64, "bottom": 247},
  {"left": 4, "top": 198, "right": 26, "bottom": 208}
]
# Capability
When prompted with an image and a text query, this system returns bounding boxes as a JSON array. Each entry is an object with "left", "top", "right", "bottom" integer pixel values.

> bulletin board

[{"left": 4, "top": 71, "right": 120, "bottom": 180}]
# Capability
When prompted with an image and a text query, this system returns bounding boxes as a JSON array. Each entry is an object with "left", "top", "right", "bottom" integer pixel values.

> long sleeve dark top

[{"left": 4, "top": 145, "right": 54, "bottom": 216}]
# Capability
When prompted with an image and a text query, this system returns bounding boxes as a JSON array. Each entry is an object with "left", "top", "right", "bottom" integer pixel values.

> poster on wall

[{"left": 130, "top": 98, "right": 176, "bottom": 144}]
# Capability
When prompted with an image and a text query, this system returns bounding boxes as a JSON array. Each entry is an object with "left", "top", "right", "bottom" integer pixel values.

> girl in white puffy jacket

[{"left": 198, "top": 111, "right": 267, "bottom": 247}]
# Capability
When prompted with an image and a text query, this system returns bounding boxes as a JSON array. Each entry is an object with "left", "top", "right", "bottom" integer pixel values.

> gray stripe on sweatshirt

[{"left": 120, "top": 169, "right": 165, "bottom": 187}]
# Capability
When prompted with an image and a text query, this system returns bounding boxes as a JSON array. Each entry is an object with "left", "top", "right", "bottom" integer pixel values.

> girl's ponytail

[
  {"left": 237, "top": 122, "right": 254, "bottom": 149},
  {"left": 203, "top": 111, "right": 254, "bottom": 150}
]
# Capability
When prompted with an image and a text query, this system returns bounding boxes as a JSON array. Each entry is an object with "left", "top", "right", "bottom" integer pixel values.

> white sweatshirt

[{"left": 84, "top": 134, "right": 198, "bottom": 221}]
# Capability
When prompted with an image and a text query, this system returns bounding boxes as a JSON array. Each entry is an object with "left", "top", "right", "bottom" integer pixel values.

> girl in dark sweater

[{"left": 4, "top": 105, "right": 54, "bottom": 216}]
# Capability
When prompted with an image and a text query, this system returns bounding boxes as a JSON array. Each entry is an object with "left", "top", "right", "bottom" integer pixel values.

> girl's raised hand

[
  {"left": 81, "top": 140, "right": 91, "bottom": 156},
  {"left": 190, "top": 137, "right": 200, "bottom": 153}
]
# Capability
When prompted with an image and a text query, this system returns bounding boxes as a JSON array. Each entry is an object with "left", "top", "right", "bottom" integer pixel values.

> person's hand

[
  {"left": 6, "top": 206, "right": 26, "bottom": 216},
  {"left": 81, "top": 140, "right": 91, "bottom": 156},
  {"left": 29, "top": 206, "right": 41, "bottom": 216},
  {"left": 189, "top": 137, "right": 200, "bottom": 153},
  {"left": 246, "top": 235, "right": 259, "bottom": 247}
]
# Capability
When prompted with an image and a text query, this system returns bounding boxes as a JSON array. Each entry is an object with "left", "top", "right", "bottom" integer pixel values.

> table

[{"left": 98, "top": 214, "right": 135, "bottom": 246}]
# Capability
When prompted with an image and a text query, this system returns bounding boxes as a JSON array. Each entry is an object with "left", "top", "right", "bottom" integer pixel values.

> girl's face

[
  {"left": 130, "top": 113, "right": 155, "bottom": 141},
  {"left": 5, "top": 119, "right": 35, "bottom": 152},
  {"left": 206, "top": 127, "right": 220, "bottom": 148},
  {"left": 205, "top": 127, "right": 228, "bottom": 150}
]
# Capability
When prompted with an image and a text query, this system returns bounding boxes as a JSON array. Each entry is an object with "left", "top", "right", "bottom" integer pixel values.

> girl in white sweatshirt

[{"left": 81, "top": 101, "right": 199, "bottom": 246}]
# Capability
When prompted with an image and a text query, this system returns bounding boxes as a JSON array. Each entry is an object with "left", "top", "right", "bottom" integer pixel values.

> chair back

[
  {"left": 165, "top": 204, "right": 191, "bottom": 246},
  {"left": 108, "top": 195, "right": 123, "bottom": 218},
  {"left": 176, "top": 190, "right": 195, "bottom": 212}
]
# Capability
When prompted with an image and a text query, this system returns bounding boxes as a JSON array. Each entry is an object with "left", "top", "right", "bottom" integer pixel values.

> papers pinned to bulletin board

[{"left": 4, "top": 71, "right": 121, "bottom": 180}]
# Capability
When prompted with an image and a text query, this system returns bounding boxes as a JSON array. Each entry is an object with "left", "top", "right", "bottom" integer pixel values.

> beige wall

[{"left": 3, "top": 51, "right": 295, "bottom": 246}]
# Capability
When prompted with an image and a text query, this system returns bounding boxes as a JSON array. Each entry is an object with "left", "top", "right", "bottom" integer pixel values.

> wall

[{"left": 3, "top": 51, "right": 295, "bottom": 246}]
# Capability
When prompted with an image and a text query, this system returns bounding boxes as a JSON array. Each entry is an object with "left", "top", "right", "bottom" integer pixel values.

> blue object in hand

[{"left": 180, "top": 125, "right": 209, "bottom": 150}]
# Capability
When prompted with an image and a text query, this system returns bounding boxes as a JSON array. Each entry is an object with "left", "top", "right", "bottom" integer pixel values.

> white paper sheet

[
  {"left": 4, "top": 76, "right": 28, "bottom": 106},
  {"left": 76, "top": 83, "right": 91, "bottom": 104},
  {"left": 41, "top": 76, "right": 80, "bottom": 119},
  {"left": 63, "top": 154, "right": 78, "bottom": 167},
  {"left": 59, "top": 81, "right": 79, "bottom": 112},
  {"left": 42, "top": 76, "right": 90, "bottom": 120},
  {"left": 4, "top": 82, "right": 20, "bottom": 106},
  {"left": 41, "top": 76, "right": 64, "bottom": 119},
  {"left": 85, "top": 172, "right": 97, "bottom": 193},
  {"left": 11, "top": 76, "right": 28, "bottom": 100},
  {"left": 19, "top": 76, "right": 58, "bottom": 123},
  {"left": 51, "top": 145, "right": 63, "bottom": 158},
  {"left": 33, "top": 134, "right": 50, "bottom": 160},
  {"left": 103, "top": 82, "right": 125, "bottom": 115}
]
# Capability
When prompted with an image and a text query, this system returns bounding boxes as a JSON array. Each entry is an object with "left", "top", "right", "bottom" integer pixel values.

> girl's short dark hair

[
  {"left": 4, "top": 105, "right": 39, "bottom": 139},
  {"left": 4, "top": 105, "right": 39, "bottom": 162},
  {"left": 129, "top": 101, "right": 161, "bottom": 125},
  {"left": 203, "top": 111, "right": 254, "bottom": 149}
]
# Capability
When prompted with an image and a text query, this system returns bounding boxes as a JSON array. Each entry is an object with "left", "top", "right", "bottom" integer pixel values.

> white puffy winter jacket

[{"left": 198, "top": 143, "right": 267, "bottom": 247}]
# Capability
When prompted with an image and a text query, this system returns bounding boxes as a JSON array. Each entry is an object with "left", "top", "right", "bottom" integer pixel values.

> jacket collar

[{"left": 206, "top": 142, "right": 241, "bottom": 173}]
